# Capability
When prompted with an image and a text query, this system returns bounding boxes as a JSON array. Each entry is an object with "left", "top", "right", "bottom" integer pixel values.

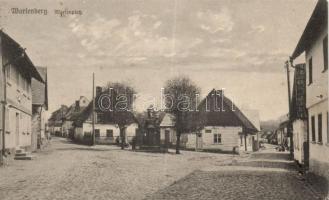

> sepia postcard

[{"left": 0, "top": 0, "right": 328, "bottom": 199}]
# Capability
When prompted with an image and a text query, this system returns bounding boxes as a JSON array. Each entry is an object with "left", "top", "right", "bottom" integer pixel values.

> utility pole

[
  {"left": 92, "top": 73, "right": 95, "bottom": 146},
  {"left": 285, "top": 60, "right": 294, "bottom": 158}
]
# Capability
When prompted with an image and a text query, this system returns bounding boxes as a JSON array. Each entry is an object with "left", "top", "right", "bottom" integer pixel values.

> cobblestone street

[
  {"left": 0, "top": 138, "right": 326, "bottom": 200},
  {"left": 146, "top": 169, "right": 316, "bottom": 200}
]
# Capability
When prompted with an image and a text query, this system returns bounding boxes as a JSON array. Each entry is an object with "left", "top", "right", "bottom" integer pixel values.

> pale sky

[{"left": 0, "top": 0, "right": 317, "bottom": 121}]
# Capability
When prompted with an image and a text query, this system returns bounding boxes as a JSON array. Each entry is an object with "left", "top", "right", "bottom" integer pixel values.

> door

[
  {"left": 15, "top": 113, "right": 20, "bottom": 147},
  {"left": 165, "top": 130, "right": 170, "bottom": 148}
]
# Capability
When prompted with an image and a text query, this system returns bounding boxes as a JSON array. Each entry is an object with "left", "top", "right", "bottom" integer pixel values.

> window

[
  {"left": 323, "top": 35, "right": 328, "bottom": 71},
  {"left": 6, "top": 64, "right": 11, "bottom": 79},
  {"left": 10, "top": 66, "right": 18, "bottom": 85},
  {"left": 106, "top": 129, "right": 113, "bottom": 138},
  {"left": 95, "top": 129, "right": 100, "bottom": 138},
  {"left": 318, "top": 114, "right": 322, "bottom": 143},
  {"left": 19, "top": 73, "right": 25, "bottom": 90},
  {"left": 213, "top": 133, "right": 222, "bottom": 144},
  {"left": 308, "top": 58, "right": 313, "bottom": 84},
  {"left": 205, "top": 129, "right": 212, "bottom": 133},
  {"left": 5, "top": 108, "right": 9, "bottom": 133},
  {"left": 311, "top": 116, "right": 315, "bottom": 142},
  {"left": 16, "top": 70, "right": 20, "bottom": 87}
]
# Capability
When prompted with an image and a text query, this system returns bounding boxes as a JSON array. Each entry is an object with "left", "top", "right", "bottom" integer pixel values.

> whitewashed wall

[
  {"left": 305, "top": 23, "right": 328, "bottom": 179},
  {"left": 293, "top": 119, "right": 307, "bottom": 164}
]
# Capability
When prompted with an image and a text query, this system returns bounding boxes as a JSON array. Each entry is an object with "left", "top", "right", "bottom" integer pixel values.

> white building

[
  {"left": 0, "top": 31, "right": 44, "bottom": 155},
  {"left": 291, "top": 0, "right": 328, "bottom": 179},
  {"left": 62, "top": 96, "right": 89, "bottom": 138},
  {"left": 73, "top": 101, "right": 138, "bottom": 145},
  {"left": 160, "top": 89, "right": 259, "bottom": 153}
]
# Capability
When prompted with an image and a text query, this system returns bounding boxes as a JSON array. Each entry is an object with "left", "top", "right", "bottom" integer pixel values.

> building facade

[
  {"left": 31, "top": 66, "right": 48, "bottom": 151},
  {"left": 157, "top": 89, "right": 259, "bottom": 153},
  {"left": 0, "top": 31, "right": 44, "bottom": 156},
  {"left": 48, "top": 105, "right": 68, "bottom": 136},
  {"left": 291, "top": 0, "right": 328, "bottom": 179},
  {"left": 62, "top": 96, "right": 89, "bottom": 138},
  {"left": 73, "top": 88, "right": 138, "bottom": 145}
]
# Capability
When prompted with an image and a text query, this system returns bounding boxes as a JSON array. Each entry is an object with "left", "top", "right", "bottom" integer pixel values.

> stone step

[
  {"left": 14, "top": 155, "right": 33, "bottom": 160},
  {"left": 15, "top": 149, "right": 25, "bottom": 154},
  {"left": 15, "top": 152, "right": 28, "bottom": 156}
]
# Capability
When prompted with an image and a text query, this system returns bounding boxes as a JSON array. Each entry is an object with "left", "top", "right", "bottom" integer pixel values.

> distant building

[
  {"left": 31, "top": 66, "right": 48, "bottom": 151},
  {"left": 0, "top": 30, "right": 44, "bottom": 156},
  {"left": 156, "top": 89, "right": 259, "bottom": 153},
  {"left": 276, "top": 114, "right": 289, "bottom": 149},
  {"left": 48, "top": 105, "right": 68, "bottom": 136},
  {"left": 291, "top": 0, "right": 328, "bottom": 179},
  {"left": 61, "top": 96, "right": 89, "bottom": 138},
  {"left": 73, "top": 87, "right": 138, "bottom": 145},
  {"left": 181, "top": 89, "right": 259, "bottom": 153}
]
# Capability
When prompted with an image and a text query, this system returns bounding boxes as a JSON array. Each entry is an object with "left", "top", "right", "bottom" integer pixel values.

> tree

[
  {"left": 163, "top": 76, "right": 201, "bottom": 154},
  {"left": 103, "top": 82, "right": 136, "bottom": 149}
]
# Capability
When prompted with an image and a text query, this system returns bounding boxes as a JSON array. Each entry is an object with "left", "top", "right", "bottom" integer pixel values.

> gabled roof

[
  {"left": 48, "top": 105, "right": 69, "bottom": 122},
  {"left": 32, "top": 67, "right": 48, "bottom": 109},
  {"left": 64, "top": 96, "right": 90, "bottom": 121},
  {"left": 73, "top": 101, "right": 138, "bottom": 127},
  {"left": 0, "top": 30, "right": 44, "bottom": 82},
  {"left": 291, "top": 0, "right": 328, "bottom": 59},
  {"left": 198, "top": 89, "right": 258, "bottom": 134},
  {"left": 65, "top": 105, "right": 89, "bottom": 121},
  {"left": 160, "top": 113, "right": 175, "bottom": 127}
]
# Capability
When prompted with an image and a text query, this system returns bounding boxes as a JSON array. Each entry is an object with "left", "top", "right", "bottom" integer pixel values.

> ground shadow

[
  {"left": 56, "top": 147, "right": 122, "bottom": 152},
  {"left": 306, "top": 172, "right": 329, "bottom": 199},
  {"left": 251, "top": 152, "right": 290, "bottom": 160}
]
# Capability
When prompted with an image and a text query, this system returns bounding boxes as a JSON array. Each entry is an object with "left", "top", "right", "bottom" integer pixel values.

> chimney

[
  {"left": 96, "top": 86, "right": 102, "bottom": 97},
  {"left": 75, "top": 100, "right": 80, "bottom": 111}
]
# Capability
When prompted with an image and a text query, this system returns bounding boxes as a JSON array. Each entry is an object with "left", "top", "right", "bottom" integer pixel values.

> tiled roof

[
  {"left": 48, "top": 105, "right": 69, "bottom": 122},
  {"left": 32, "top": 67, "right": 47, "bottom": 107},
  {"left": 73, "top": 101, "right": 137, "bottom": 127},
  {"left": 0, "top": 30, "right": 44, "bottom": 82},
  {"left": 198, "top": 89, "right": 258, "bottom": 134},
  {"left": 291, "top": 0, "right": 328, "bottom": 59}
]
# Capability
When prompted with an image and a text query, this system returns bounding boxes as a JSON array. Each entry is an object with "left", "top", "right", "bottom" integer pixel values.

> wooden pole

[
  {"left": 92, "top": 73, "right": 95, "bottom": 146},
  {"left": 285, "top": 61, "right": 293, "bottom": 157}
]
